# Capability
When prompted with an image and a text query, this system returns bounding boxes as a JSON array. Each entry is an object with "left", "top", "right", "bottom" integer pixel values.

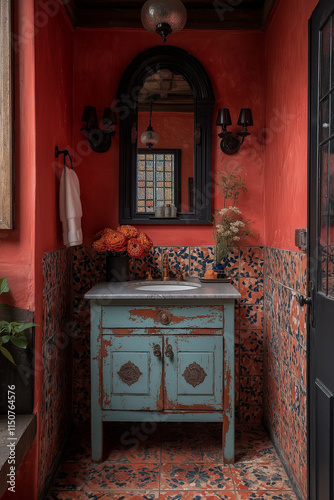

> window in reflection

[{"left": 136, "top": 149, "right": 180, "bottom": 214}]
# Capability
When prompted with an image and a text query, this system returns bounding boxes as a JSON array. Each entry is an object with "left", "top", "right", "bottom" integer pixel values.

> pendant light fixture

[
  {"left": 140, "top": 97, "right": 160, "bottom": 148},
  {"left": 141, "top": 0, "right": 187, "bottom": 43}
]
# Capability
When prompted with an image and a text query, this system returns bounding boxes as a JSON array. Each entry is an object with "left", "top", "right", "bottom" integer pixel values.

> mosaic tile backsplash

[
  {"left": 40, "top": 249, "right": 72, "bottom": 496},
  {"left": 263, "top": 247, "right": 307, "bottom": 499},
  {"left": 71, "top": 245, "right": 264, "bottom": 427}
]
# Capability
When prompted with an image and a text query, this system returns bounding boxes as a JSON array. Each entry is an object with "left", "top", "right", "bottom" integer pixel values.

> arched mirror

[{"left": 117, "top": 46, "right": 215, "bottom": 225}]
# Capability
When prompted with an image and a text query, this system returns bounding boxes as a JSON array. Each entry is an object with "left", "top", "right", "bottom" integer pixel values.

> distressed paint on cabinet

[{"left": 88, "top": 297, "right": 236, "bottom": 464}]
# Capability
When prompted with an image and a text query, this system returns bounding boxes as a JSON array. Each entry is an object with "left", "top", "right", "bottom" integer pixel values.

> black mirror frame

[{"left": 117, "top": 45, "right": 215, "bottom": 225}]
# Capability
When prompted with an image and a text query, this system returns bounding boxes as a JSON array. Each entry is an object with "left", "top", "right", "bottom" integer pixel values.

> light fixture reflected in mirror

[
  {"left": 140, "top": 96, "right": 160, "bottom": 148},
  {"left": 217, "top": 108, "right": 253, "bottom": 155},
  {"left": 141, "top": 0, "right": 187, "bottom": 43}
]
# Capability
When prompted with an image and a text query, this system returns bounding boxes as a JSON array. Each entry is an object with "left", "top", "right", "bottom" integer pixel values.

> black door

[{"left": 309, "top": 1, "right": 334, "bottom": 499}]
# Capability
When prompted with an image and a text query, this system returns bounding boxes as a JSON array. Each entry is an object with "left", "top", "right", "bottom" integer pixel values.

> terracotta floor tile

[
  {"left": 162, "top": 423, "right": 223, "bottom": 463},
  {"left": 160, "top": 491, "right": 238, "bottom": 499},
  {"left": 231, "top": 463, "right": 292, "bottom": 491},
  {"left": 161, "top": 463, "right": 234, "bottom": 490},
  {"left": 103, "top": 431, "right": 161, "bottom": 463},
  {"left": 235, "top": 442, "right": 279, "bottom": 464},
  {"left": 236, "top": 492, "right": 298, "bottom": 499},
  {"left": 86, "top": 463, "right": 160, "bottom": 490},
  {"left": 51, "top": 463, "right": 90, "bottom": 491},
  {"left": 82, "top": 491, "right": 158, "bottom": 499}
]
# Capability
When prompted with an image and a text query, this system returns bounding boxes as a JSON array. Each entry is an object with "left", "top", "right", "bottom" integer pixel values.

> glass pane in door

[
  {"left": 321, "top": 18, "right": 331, "bottom": 97},
  {"left": 328, "top": 140, "right": 334, "bottom": 297},
  {"left": 319, "top": 144, "right": 329, "bottom": 294}
]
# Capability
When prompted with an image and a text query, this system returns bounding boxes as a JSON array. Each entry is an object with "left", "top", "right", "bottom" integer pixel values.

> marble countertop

[{"left": 84, "top": 278, "right": 241, "bottom": 301}]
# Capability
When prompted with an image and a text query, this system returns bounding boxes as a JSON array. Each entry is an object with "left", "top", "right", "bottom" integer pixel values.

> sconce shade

[
  {"left": 82, "top": 106, "right": 98, "bottom": 127},
  {"left": 216, "top": 108, "right": 232, "bottom": 127},
  {"left": 141, "top": 0, "right": 187, "bottom": 42},
  {"left": 102, "top": 107, "right": 118, "bottom": 127},
  {"left": 237, "top": 108, "right": 253, "bottom": 127}
]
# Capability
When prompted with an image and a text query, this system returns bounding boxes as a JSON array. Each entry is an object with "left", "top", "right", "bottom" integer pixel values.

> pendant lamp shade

[{"left": 141, "top": 0, "right": 187, "bottom": 42}]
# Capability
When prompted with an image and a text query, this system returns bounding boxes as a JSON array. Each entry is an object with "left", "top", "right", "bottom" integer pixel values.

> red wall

[
  {"left": 138, "top": 111, "right": 194, "bottom": 210},
  {"left": 264, "top": 0, "right": 319, "bottom": 250},
  {"left": 0, "top": 0, "right": 36, "bottom": 311},
  {"left": 73, "top": 29, "right": 266, "bottom": 247}
]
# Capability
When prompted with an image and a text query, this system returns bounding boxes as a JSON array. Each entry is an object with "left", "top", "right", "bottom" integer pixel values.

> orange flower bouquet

[
  {"left": 92, "top": 225, "right": 153, "bottom": 258},
  {"left": 92, "top": 225, "right": 153, "bottom": 282}
]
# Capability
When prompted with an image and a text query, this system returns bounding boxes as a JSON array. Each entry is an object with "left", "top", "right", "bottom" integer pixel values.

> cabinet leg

[
  {"left": 222, "top": 419, "right": 234, "bottom": 464},
  {"left": 91, "top": 416, "right": 103, "bottom": 462}
]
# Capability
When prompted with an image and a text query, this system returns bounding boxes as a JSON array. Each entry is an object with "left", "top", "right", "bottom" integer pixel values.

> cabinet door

[
  {"left": 164, "top": 336, "right": 223, "bottom": 410},
  {"left": 102, "top": 335, "right": 163, "bottom": 411}
]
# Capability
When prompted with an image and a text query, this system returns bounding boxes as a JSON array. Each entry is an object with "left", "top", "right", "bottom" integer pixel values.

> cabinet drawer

[{"left": 101, "top": 305, "right": 224, "bottom": 329}]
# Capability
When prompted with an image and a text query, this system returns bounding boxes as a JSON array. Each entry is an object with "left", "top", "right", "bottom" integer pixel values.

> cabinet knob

[
  {"left": 158, "top": 310, "right": 171, "bottom": 325},
  {"left": 165, "top": 344, "right": 174, "bottom": 358},
  {"left": 153, "top": 344, "right": 162, "bottom": 357}
]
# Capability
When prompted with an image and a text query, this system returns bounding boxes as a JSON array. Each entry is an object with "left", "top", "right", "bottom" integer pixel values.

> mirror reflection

[{"left": 136, "top": 69, "right": 195, "bottom": 215}]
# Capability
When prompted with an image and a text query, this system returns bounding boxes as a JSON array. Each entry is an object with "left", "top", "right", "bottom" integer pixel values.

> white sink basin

[{"left": 126, "top": 281, "right": 202, "bottom": 292}]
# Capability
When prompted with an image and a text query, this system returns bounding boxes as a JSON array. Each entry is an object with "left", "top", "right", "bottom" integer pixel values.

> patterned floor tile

[
  {"left": 161, "top": 423, "right": 223, "bottom": 463},
  {"left": 103, "top": 433, "right": 161, "bottom": 463},
  {"left": 235, "top": 441, "right": 279, "bottom": 464},
  {"left": 160, "top": 492, "right": 237, "bottom": 499},
  {"left": 231, "top": 463, "right": 292, "bottom": 491},
  {"left": 51, "top": 463, "right": 90, "bottom": 490},
  {"left": 86, "top": 464, "right": 160, "bottom": 490},
  {"left": 82, "top": 491, "right": 158, "bottom": 499},
  {"left": 161, "top": 463, "right": 234, "bottom": 490},
  {"left": 236, "top": 492, "right": 297, "bottom": 500}
]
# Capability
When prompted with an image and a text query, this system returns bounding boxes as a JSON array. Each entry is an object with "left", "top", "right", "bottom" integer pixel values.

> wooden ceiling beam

[
  {"left": 261, "top": 0, "right": 276, "bottom": 28},
  {"left": 76, "top": 7, "right": 262, "bottom": 29}
]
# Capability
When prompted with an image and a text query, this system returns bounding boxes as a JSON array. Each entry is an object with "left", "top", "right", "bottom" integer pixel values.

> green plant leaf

[
  {"left": 0, "top": 346, "right": 16, "bottom": 365},
  {"left": 0, "top": 321, "right": 10, "bottom": 333},
  {"left": 1, "top": 335, "right": 10, "bottom": 343},
  {"left": 9, "top": 336, "right": 28, "bottom": 348},
  {"left": 12, "top": 322, "right": 37, "bottom": 333},
  {"left": 0, "top": 278, "right": 9, "bottom": 295}
]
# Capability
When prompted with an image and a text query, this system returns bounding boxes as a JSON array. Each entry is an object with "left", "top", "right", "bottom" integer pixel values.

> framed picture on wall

[{"left": 0, "top": 0, "right": 14, "bottom": 229}]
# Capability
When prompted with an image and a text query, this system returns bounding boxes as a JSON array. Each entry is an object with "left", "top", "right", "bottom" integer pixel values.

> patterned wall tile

[
  {"left": 264, "top": 247, "right": 307, "bottom": 498},
  {"left": 239, "top": 277, "right": 263, "bottom": 305},
  {"left": 240, "top": 330, "right": 264, "bottom": 355},
  {"left": 240, "top": 305, "right": 264, "bottom": 330},
  {"left": 240, "top": 247, "right": 264, "bottom": 277},
  {"left": 40, "top": 248, "right": 72, "bottom": 496},
  {"left": 240, "top": 376, "right": 263, "bottom": 405},
  {"left": 162, "top": 246, "right": 190, "bottom": 277},
  {"left": 190, "top": 246, "right": 215, "bottom": 277},
  {"left": 130, "top": 247, "right": 162, "bottom": 279}
]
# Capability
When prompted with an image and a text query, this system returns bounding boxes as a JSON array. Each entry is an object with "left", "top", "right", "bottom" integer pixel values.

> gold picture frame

[{"left": 0, "top": 0, "right": 13, "bottom": 229}]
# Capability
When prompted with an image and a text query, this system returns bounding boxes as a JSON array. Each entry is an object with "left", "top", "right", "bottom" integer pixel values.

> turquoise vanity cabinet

[{"left": 85, "top": 282, "right": 240, "bottom": 464}]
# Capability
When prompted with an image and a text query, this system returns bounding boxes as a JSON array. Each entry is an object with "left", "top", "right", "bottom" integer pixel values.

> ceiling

[{"left": 61, "top": 0, "right": 277, "bottom": 30}]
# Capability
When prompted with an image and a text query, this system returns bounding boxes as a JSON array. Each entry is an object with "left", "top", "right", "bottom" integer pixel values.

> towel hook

[{"left": 55, "top": 146, "right": 73, "bottom": 170}]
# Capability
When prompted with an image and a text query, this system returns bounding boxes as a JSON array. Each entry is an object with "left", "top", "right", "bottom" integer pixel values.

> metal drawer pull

[
  {"left": 158, "top": 310, "right": 171, "bottom": 325},
  {"left": 165, "top": 344, "right": 174, "bottom": 358},
  {"left": 153, "top": 344, "right": 162, "bottom": 357}
]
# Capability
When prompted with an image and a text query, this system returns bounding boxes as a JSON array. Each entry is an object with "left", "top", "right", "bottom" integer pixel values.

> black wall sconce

[
  {"left": 81, "top": 106, "right": 117, "bottom": 153},
  {"left": 216, "top": 108, "right": 253, "bottom": 155}
]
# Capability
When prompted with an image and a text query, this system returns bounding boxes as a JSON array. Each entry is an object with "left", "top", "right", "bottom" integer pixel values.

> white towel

[{"left": 59, "top": 167, "right": 83, "bottom": 247}]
